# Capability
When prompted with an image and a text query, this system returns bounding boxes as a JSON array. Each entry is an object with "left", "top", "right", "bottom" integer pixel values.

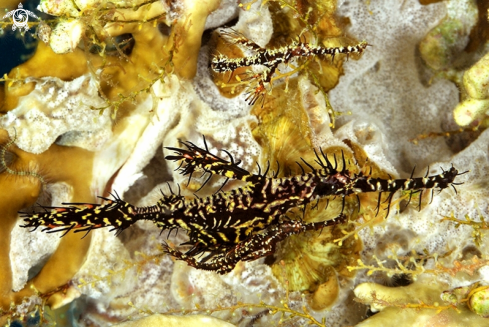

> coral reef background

[{"left": 1, "top": 0, "right": 489, "bottom": 326}]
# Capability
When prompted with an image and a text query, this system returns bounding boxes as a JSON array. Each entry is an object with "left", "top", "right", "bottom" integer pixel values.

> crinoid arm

[
  {"left": 19, "top": 193, "right": 138, "bottom": 236},
  {"left": 165, "top": 138, "right": 253, "bottom": 182},
  {"left": 162, "top": 214, "right": 346, "bottom": 274}
]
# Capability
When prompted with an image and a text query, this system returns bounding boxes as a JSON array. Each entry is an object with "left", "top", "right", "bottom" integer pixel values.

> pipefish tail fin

[{"left": 19, "top": 193, "right": 137, "bottom": 236}]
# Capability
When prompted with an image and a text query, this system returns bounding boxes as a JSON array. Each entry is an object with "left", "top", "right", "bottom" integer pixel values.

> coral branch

[
  {"left": 441, "top": 213, "right": 489, "bottom": 246},
  {"left": 129, "top": 300, "right": 329, "bottom": 327},
  {"left": 355, "top": 291, "right": 461, "bottom": 314},
  {"left": 348, "top": 252, "right": 489, "bottom": 280}
]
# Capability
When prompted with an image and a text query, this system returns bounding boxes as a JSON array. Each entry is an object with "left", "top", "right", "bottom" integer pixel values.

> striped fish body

[{"left": 151, "top": 173, "right": 318, "bottom": 247}]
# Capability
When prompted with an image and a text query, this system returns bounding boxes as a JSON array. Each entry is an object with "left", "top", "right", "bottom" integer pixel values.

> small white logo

[{"left": 3, "top": 3, "right": 38, "bottom": 32}]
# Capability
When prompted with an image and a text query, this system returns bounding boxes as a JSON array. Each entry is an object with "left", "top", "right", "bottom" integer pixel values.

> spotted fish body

[
  {"left": 133, "top": 143, "right": 458, "bottom": 245},
  {"left": 148, "top": 173, "right": 320, "bottom": 246},
  {"left": 162, "top": 218, "right": 344, "bottom": 274},
  {"left": 210, "top": 31, "right": 370, "bottom": 106},
  {"left": 211, "top": 38, "right": 369, "bottom": 73},
  {"left": 20, "top": 140, "right": 462, "bottom": 273},
  {"left": 21, "top": 142, "right": 460, "bottom": 239}
]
